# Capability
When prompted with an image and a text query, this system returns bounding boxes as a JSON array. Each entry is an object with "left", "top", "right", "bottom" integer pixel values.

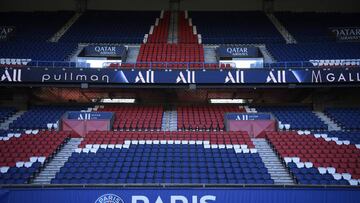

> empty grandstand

[{"left": 0, "top": 0, "right": 360, "bottom": 202}]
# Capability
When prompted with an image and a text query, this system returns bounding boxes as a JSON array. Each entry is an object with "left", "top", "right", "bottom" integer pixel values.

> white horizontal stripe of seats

[
  {"left": 284, "top": 156, "right": 358, "bottom": 186},
  {"left": 47, "top": 123, "right": 59, "bottom": 130},
  {"left": 297, "top": 131, "right": 352, "bottom": 146},
  {"left": 0, "top": 156, "right": 46, "bottom": 172},
  {"left": 77, "top": 140, "right": 257, "bottom": 154},
  {"left": 312, "top": 133, "right": 351, "bottom": 146},
  {"left": 0, "top": 133, "right": 22, "bottom": 141},
  {"left": 0, "top": 58, "right": 31, "bottom": 65},
  {"left": 0, "top": 130, "right": 42, "bottom": 141},
  {"left": 309, "top": 59, "right": 360, "bottom": 67}
]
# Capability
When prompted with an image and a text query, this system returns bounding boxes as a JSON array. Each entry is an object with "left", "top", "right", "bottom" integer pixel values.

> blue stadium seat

[
  {"left": 52, "top": 144, "right": 274, "bottom": 184},
  {"left": 60, "top": 11, "right": 159, "bottom": 44},
  {"left": 325, "top": 108, "right": 360, "bottom": 130},
  {"left": 9, "top": 105, "right": 92, "bottom": 130},
  {"left": 255, "top": 106, "right": 327, "bottom": 130},
  {"left": 190, "top": 11, "right": 285, "bottom": 44}
]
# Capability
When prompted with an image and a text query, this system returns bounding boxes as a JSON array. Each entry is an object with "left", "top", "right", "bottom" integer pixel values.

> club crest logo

[{"left": 95, "top": 194, "right": 124, "bottom": 203}]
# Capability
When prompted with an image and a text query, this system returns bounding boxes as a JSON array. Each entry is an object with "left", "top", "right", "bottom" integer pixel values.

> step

[
  {"left": 49, "top": 12, "right": 82, "bottom": 42},
  {"left": 266, "top": 13, "right": 297, "bottom": 44},
  {"left": 31, "top": 138, "right": 82, "bottom": 184},
  {"left": 252, "top": 138, "right": 295, "bottom": 185},
  {"left": 275, "top": 180, "right": 295, "bottom": 183}
]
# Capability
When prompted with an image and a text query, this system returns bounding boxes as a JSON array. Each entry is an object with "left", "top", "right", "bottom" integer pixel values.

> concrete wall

[
  {"left": 87, "top": 0, "right": 169, "bottom": 11},
  {"left": 274, "top": 0, "right": 360, "bottom": 12},
  {"left": 0, "top": 0, "right": 358, "bottom": 12},
  {"left": 180, "top": 0, "right": 263, "bottom": 11},
  {"left": 0, "top": 0, "right": 75, "bottom": 11}
]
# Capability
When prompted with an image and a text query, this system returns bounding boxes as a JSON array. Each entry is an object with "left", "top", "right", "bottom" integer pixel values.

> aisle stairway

[
  {"left": 49, "top": 12, "right": 82, "bottom": 42},
  {"left": 168, "top": 11, "right": 178, "bottom": 43},
  {"left": 161, "top": 110, "right": 178, "bottom": 131},
  {"left": 314, "top": 111, "right": 342, "bottom": 131},
  {"left": 32, "top": 138, "right": 82, "bottom": 184},
  {"left": 266, "top": 13, "right": 297, "bottom": 44},
  {"left": 0, "top": 111, "right": 26, "bottom": 130},
  {"left": 252, "top": 138, "right": 295, "bottom": 185}
]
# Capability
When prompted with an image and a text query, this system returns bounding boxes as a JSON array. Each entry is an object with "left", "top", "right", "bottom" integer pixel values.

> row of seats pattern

[
  {"left": 99, "top": 106, "right": 163, "bottom": 131},
  {"left": 255, "top": 106, "right": 327, "bottom": 130},
  {"left": 0, "top": 131, "right": 70, "bottom": 184},
  {"left": 177, "top": 105, "right": 244, "bottom": 131},
  {"left": 52, "top": 131, "right": 273, "bottom": 184},
  {"left": 325, "top": 108, "right": 360, "bottom": 130},
  {"left": 267, "top": 131, "right": 360, "bottom": 185},
  {"left": 78, "top": 131, "right": 255, "bottom": 148},
  {"left": 9, "top": 106, "right": 91, "bottom": 130}
]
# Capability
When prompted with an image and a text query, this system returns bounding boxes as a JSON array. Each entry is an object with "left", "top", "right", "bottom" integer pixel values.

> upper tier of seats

[
  {"left": 0, "top": 42, "right": 77, "bottom": 61},
  {"left": 267, "top": 131, "right": 360, "bottom": 185},
  {"left": 255, "top": 106, "right": 327, "bottom": 131},
  {"left": 99, "top": 105, "right": 163, "bottom": 131},
  {"left": 136, "top": 44, "right": 204, "bottom": 64},
  {"left": 60, "top": 11, "right": 159, "bottom": 43},
  {"left": 0, "top": 11, "right": 75, "bottom": 62},
  {"left": 275, "top": 12, "right": 360, "bottom": 42},
  {"left": 177, "top": 105, "right": 245, "bottom": 131},
  {"left": 178, "top": 11, "right": 198, "bottom": 44},
  {"left": 147, "top": 12, "right": 170, "bottom": 43},
  {"left": 267, "top": 43, "right": 360, "bottom": 62},
  {"left": 190, "top": 11, "right": 284, "bottom": 44},
  {"left": 0, "top": 11, "right": 73, "bottom": 42},
  {"left": 325, "top": 108, "right": 360, "bottom": 130},
  {"left": 9, "top": 106, "right": 91, "bottom": 130}
]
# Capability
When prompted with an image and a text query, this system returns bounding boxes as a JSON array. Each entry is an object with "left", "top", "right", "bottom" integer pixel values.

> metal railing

[
  {"left": 1, "top": 60, "right": 360, "bottom": 70},
  {"left": 1, "top": 183, "right": 359, "bottom": 189}
]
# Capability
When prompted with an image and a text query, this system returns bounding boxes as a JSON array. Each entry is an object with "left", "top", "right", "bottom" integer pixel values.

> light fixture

[
  {"left": 209, "top": 99, "right": 248, "bottom": 104},
  {"left": 95, "top": 98, "right": 136, "bottom": 103}
]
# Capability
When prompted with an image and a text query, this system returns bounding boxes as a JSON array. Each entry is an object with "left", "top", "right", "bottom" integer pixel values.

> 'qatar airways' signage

[
  {"left": 216, "top": 46, "right": 259, "bottom": 58},
  {"left": 84, "top": 45, "right": 127, "bottom": 57},
  {"left": 329, "top": 27, "right": 360, "bottom": 41}
]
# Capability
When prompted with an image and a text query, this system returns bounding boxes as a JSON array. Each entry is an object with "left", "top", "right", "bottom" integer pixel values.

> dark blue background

[
  {"left": 0, "top": 187, "right": 359, "bottom": 203},
  {"left": 1, "top": 67, "right": 360, "bottom": 85}
]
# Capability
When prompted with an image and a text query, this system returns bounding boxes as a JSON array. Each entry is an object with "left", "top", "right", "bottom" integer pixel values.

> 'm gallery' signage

[
  {"left": 330, "top": 27, "right": 360, "bottom": 41},
  {"left": 312, "top": 70, "right": 360, "bottom": 83}
]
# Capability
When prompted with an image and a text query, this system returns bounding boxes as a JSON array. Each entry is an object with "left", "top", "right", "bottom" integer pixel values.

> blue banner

[
  {"left": 83, "top": 45, "right": 127, "bottom": 57},
  {"left": 226, "top": 113, "right": 272, "bottom": 121},
  {"left": 0, "top": 187, "right": 359, "bottom": 203},
  {"left": 216, "top": 46, "right": 260, "bottom": 58},
  {"left": 0, "top": 26, "right": 15, "bottom": 41},
  {"left": 1, "top": 67, "right": 360, "bottom": 85},
  {"left": 329, "top": 27, "right": 360, "bottom": 42},
  {"left": 67, "top": 112, "right": 114, "bottom": 120}
]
